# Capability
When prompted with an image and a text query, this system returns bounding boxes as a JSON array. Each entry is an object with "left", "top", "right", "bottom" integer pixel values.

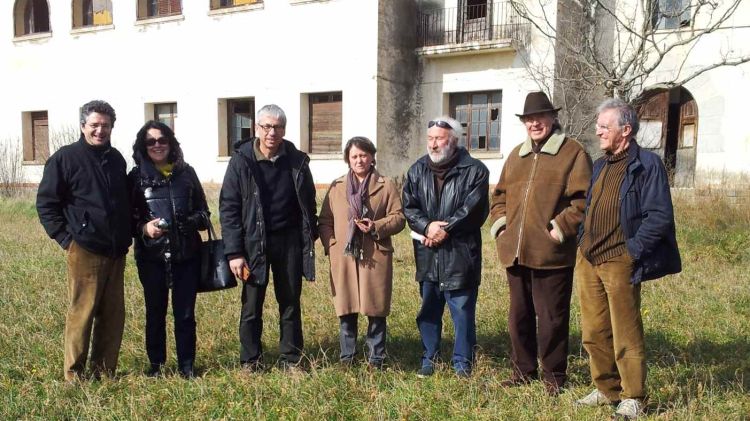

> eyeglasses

[
  {"left": 595, "top": 123, "right": 629, "bottom": 133},
  {"left": 145, "top": 137, "right": 169, "bottom": 147},
  {"left": 258, "top": 124, "right": 285, "bottom": 133},
  {"left": 428, "top": 120, "right": 452, "bottom": 129}
]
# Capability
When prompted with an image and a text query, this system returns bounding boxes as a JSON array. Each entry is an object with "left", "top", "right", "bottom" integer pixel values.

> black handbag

[{"left": 198, "top": 214, "right": 237, "bottom": 293}]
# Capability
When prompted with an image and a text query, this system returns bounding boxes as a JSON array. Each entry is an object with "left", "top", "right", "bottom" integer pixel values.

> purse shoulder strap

[{"left": 201, "top": 211, "right": 217, "bottom": 242}]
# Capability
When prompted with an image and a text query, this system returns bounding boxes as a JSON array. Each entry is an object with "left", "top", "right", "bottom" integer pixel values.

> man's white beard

[{"left": 428, "top": 143, "right": 456, "bottom": 164}]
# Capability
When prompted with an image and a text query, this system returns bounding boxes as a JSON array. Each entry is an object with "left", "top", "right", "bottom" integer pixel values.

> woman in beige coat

[{"left": 319, "top": 136, "right": 406, "bottom": 369}]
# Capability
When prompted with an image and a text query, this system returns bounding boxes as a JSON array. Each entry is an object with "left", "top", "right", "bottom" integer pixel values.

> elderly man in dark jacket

[
  {"left": 490, "top": 92, "right": 592, "bottom": 395},
  {"left": 219, "top": 104, "right": 317, "bottom": 371},
  {"left": 402, "top": 116, "right": 489, "bottom": 378},
  {"left": 36, "top": 100, "right": 131, "bottom": 382},
  {"left": 575, "top": 98, "right": 681, "bottom": 420}
]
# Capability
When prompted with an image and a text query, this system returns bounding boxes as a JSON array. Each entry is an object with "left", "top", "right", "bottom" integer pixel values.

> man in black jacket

[
  {"left": 219, "top": 104, "right": 318, "bottom": 371},
  {"left": 402, "top": 116, "right": 489, "bottom": 378},
  {"left": 36, "top": 100, "right": 131, "bottom": 382}
]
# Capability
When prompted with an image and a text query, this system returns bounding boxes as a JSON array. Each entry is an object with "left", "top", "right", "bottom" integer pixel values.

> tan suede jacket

[{"left": 490, "top": 130, "right": 592, "bottom": 269}]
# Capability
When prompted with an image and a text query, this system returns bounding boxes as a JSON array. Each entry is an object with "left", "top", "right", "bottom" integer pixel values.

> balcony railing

[{"left": 417, "top": 1, "right": 529, "bottom": 49}]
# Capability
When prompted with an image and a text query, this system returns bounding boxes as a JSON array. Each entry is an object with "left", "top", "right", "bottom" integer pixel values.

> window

[
  {"left": 73, "top": 0, "right": 113, "bottom": 28},
  {"left": 22, "top": 111, "right": 49, "bottom": 163},
  {"left": 154, "top": 103, "right": 178, "bottom": 131},
  {"left": 210, "top": 0, "right": 260, "bottom": 10},
  {"left": 450, "top": 91, "right": 502, "bottom": 152},
  {"left": 308, "top": 92, "right": 343, "bottom": 154},
  {"left": 13, "top": 0, "right": 50, "bottom": 37},
  {"left": 137, "top": 0, "right": 182, "bottom": 19},
  {"left": 652, "top": 0, "right": 690, "bottom": 30},
  {"left": 218, "top": 98, "right": 255, "bottom": 157},
  {"left": 466, "top": 0, "right": 488, "bottom": 20}
]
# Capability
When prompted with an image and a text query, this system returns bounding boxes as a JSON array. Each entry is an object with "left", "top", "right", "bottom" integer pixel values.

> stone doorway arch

[{"left": 635, "top": 86, "right": 698, "bottom": 187}]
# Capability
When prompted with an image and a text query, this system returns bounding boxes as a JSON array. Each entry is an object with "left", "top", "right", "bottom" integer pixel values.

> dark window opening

[{"left": 466, "top": 0, "right": 488, "bottom": 20}]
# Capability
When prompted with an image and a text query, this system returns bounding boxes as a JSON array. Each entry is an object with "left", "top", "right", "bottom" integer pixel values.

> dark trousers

[
  {"left": 239, "top": 228, "right": 303, "bottom": 364},
  {"left": 136, "top": 257, "right": 199, "bottom": 372},
  {"left": 506, "top": 265, "right": 573, "bottom": 386},
  {"left": 339, "top": 314, "right": 387, "bottom": 364},
  {"left": 416, "top": 282, "right": 478, "bottom": 372}
]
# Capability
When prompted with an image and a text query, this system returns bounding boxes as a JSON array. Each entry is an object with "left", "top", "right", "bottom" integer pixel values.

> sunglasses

[
  {"left": 145, "top": 137, "right": 169, "bottom": 147},
  {"left": 428, "top": 120, "right": 452, "bottom": 129}
]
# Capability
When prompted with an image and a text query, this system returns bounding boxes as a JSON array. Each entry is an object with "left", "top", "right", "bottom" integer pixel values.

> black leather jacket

[
  {"left": 402, "top": 147, "right": 490, "bottom": 290},
  {"left": 219, "top": 138, "right": 318, "bottom": 285},
  {"left": 129, "top": 153, "right": 209, "bottom": 262}
]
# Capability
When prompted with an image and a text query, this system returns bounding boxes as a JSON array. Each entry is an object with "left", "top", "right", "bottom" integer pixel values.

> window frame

[
  {"left": 14, "top": 0, "right": 51, "bottom": 37},
  {"left": 21, "top": 110, "right": 50, "bottom": 164},
  {"left": 651, "top": 0, "right": 691, "bottom": 30},
  {"left": 307, "top": 91, "right": 343, "bottom": 155},
  {"left": 449, "top": 90, "right": 502, "bottom": 154},
  {"left": 153, "top": 102, "right": 178, "bottom": 132},
  {"left": 72, "top": 0, "right": 113, "bottom": 29},
  {"left": 218, "top": 97, "right": 255, "bottom": 157},
  {"left": 137, "top": 0, "right": 182, "bottom": 20},
  {"left": 210, "top": 0, "right": 261, "bottom": 10}
]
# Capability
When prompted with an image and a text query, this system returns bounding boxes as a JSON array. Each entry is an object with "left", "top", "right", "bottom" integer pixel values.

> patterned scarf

[{"left": 344, "top": 168, "right": 372, "bottom": 259}]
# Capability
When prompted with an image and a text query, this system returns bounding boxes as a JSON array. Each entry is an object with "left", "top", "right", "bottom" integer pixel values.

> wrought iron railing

[{"left": 417, "top": 1, "right": 529, "bottom": 49}]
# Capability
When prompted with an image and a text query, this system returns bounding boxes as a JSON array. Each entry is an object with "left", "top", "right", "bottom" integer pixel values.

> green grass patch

[{"left": 0, "top": 187, "right": 748, "bottom": 419}]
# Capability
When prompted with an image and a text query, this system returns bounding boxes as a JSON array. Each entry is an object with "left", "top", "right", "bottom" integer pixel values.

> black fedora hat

[{"left": 515, "top": 91, "right": 562, "bottom": 117}]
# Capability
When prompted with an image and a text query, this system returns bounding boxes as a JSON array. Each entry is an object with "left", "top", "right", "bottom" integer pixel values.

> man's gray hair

[
  {"left": 80, "top": 100, "right": 116, "bottom": 127},
  {"left": 257, "top": 104, "right": 287, "bottom": 127},
  {"left": 430, "top": 116, "right": 463, "bottom": 142},
  {"left": 597, "top": 98, "right": 639, "bottom": 138}
]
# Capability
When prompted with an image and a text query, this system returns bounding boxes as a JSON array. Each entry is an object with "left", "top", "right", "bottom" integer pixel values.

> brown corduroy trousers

[
  {"left": 575, "top": 249, "right": 646, "bottom": 401},
  {"left": 506, "top": 265, "right": 574, "bottom": 387},
  {"left": 64, "top": 241, "right": 126, "bottom": 381}
]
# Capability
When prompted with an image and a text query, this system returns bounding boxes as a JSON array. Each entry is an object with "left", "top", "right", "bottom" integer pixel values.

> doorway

[{"left": 636, "top": 87, "right": 698, "bottom": 187}]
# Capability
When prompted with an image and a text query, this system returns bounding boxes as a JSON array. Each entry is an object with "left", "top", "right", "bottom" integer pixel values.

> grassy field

[{"left": 0, "top": 186, "right": 748, "bottom": 420}]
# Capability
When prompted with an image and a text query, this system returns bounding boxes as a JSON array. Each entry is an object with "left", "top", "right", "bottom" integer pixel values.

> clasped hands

[{"left": 424, "top": 221, "right": 449, "bottom": 248}]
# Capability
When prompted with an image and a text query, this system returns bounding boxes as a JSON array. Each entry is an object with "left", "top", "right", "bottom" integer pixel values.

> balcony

[{"left": 417, "top": 1, "right": 529, "bottom": 57}]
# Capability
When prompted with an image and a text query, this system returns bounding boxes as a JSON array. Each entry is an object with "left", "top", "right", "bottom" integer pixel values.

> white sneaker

[
  {"left": 613, "top": 399, "right": 644, "bottom": 419},
  {"left": 575, "top": 389, "right": 612, "bottom": 406}
]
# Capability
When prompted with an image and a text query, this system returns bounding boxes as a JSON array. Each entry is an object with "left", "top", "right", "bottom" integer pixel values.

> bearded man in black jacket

[
  {"left": 402, "top": 116, "right": 489, "bottom": 378},
  {"left": 36, "top": 100, "right": 131, "bottom": 382}
]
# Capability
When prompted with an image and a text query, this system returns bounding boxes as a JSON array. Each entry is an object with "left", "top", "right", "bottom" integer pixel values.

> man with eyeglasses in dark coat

[{"left": 219, "top": 104, "right": 318, "bottom": 372}]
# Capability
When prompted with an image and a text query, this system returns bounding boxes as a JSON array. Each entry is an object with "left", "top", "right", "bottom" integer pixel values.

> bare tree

[
  {"left": 511, "top": 0, "right": 750, "bottom": 143},
  {"left": 0, "top": 139, "right": 24, "bottom": 198}
]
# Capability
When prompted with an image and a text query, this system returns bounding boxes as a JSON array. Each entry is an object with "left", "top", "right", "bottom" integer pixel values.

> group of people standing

[{"left": 36, "top": 92, "right": 680, "bottom": 420}]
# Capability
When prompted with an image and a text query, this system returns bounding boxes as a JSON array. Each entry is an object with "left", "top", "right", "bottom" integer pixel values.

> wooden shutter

[{"left": 309, "top": 93, "right": 342, "bottom": 154}]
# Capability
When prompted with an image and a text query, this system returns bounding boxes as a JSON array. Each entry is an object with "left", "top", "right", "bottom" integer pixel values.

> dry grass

[{"left": 0, "top": 186, "right": 748, "bottom": 420}]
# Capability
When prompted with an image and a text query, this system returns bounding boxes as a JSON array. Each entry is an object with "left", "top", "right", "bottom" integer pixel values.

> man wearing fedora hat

[{"left": 490, "top": 91, "right": 592, "bottom": 394}]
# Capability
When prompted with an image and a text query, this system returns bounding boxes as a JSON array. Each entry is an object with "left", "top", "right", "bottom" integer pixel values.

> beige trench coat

[{"left": 318, "top": 170, "right": 406, "bottom": 317}]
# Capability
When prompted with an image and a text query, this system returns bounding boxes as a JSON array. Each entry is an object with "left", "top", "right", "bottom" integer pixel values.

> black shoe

[
  {"left": 279, "top": 360, "right": 303, "bottom": 374},
  {"left": 339, "top": 358, "right": 354, "bottom": 369},
  {"left": 146, "top": 365, "right": 163, "bottom": 378},
  {"left": 367, "top": 360, "right": 384, "bottom": 371},
  {"left": 241, "top": 361, "right": 263, "bottom": 373},
  {"left": 455, "top": 368, "right": 472, "bottom": 378},
  {"left": 544, "top": 381, "right": 564, "bottom": 396},
  {"left": 416, "top": 365, "right": 435, "bottom": 378},
  {"left": 500, "top": 375, "right": 534, "bottom": 388},
  {"left": 179, "top": 367, "right": 196, "bottom": 379}
]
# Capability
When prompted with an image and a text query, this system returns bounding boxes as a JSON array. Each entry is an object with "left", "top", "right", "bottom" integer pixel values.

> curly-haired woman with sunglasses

[{"left": 129, "top": 120, "right": 209, "bottom": 379}]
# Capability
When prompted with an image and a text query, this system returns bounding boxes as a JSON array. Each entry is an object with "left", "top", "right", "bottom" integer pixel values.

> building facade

[{"left": 1, "top": 0, "right": 748, "bottom": 187}]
